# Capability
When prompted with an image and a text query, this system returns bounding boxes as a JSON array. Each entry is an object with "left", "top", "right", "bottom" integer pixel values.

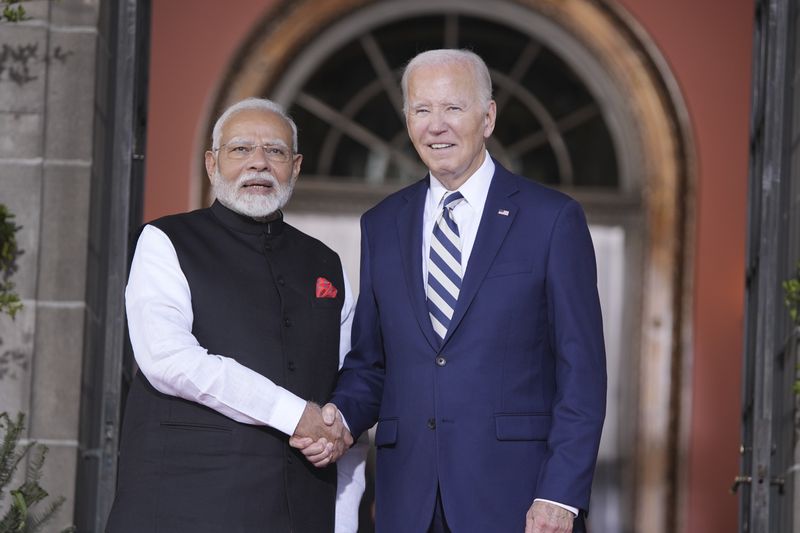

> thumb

[{"left": 321, "top": 403, "right": 338, "bottom": 425}]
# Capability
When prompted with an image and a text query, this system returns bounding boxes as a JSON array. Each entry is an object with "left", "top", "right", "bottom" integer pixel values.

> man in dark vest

[{"left": 105, "top": 98, "right": 366, "bottom": 533}]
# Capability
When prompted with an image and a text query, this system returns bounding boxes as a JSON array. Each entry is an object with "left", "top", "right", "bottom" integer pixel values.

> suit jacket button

[
  {"left": 427, "top": 418, "right": 436, "bottom": 430},
  {"left": 436, "top": 356, "right": 447, "bottom": 367}
]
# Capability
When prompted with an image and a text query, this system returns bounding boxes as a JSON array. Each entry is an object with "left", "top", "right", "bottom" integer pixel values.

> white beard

[{"left": 211, "top": 169, "right": 296, "bottom": 219}]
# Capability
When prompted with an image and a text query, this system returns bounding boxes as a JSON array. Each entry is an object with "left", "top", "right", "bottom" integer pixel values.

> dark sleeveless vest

[{"left": 107, "top": 201, "right": 344, "bottom": 533}]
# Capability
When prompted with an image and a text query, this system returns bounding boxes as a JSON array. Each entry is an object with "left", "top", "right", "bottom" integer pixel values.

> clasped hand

[{"left": 289, "top": 402, "right": 352, "bottom": 467}]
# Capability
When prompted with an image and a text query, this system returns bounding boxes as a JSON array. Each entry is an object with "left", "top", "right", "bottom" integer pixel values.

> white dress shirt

[
  {"left": 422, "top": 152, "right": 578, "bottom": 519},
  {"left": 126, "top": 224, "right": 366, "bottom": 533},
  {"left": 422, "top": 152, "right": 494, "bottom": 281}
]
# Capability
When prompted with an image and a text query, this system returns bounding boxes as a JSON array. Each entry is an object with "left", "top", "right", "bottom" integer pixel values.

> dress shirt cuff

[
  {"left": 339, "top": 413, "right": 351, "bottom": 433},
  {"left": 269, "top": 389, "right": 307, "bottom": 436},
  {"left": 534, "top": 499, "right": 578, "bottom": 517}
]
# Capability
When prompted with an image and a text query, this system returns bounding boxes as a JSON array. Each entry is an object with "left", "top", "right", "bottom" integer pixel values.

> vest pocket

[
  {"left": 374, "top": 418, "right": 398, "bottom": 447},
  {"left": 495, "top": 413, "right": 551, "bottom": 441},
  {"left": 161, "top": 421, "right": 233, "bottom": 456},
  {"left": 160, "top": 421, "right": 232, "bottom": 433}
]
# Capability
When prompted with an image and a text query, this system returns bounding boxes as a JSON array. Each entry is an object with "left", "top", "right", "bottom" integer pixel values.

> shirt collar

[
  {"left": 210, "top": 200, "right": 285, "bottom": 235},
  {"left": 428, "top": 151, "right": 495, "bottom": 211}
]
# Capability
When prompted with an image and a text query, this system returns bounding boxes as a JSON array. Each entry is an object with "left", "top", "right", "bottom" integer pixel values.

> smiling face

[
  {"left": 204, "top": 108, "right": 302, "bottom": 219},
  {"left": 405, "top": 60, "right": 496, "bottom": 190}
]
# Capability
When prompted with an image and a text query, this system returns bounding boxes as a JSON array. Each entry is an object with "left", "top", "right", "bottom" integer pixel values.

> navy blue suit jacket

[{"left": 332, "top": 161, "right": 606, "bottom": 532}]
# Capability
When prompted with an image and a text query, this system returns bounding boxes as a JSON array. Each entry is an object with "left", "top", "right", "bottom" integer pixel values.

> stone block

[
  {"left": 0, "top": 24, "right": 47, "bottom": 112},
  {"left": 37, "top": 163, "right": 91, "bottom": 301},
  {"left": 50, "top": 0, "right": 100, "bottom": 28},
  {"left": 0, "top": 304, "right": 35, "bottom": 417},
  {"left": 0, "top": 111, "right": 44, "bottom": 158},
  {"left": 43, "top": 30, "right": 97, "bottom": 160},
  {"left": 29, "top": 305, "right": 84, "bottom": 440},
  {"left": 0, "top": 162, "right": 43, "bottom": 299}
]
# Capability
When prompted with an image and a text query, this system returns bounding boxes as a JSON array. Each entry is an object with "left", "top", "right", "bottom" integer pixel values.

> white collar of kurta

[{"left": 427, "top": 150, "right": 495, "bottom": 215}]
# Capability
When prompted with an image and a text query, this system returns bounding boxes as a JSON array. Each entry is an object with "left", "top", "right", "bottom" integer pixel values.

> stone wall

[{"left": 0, "top": 1, "right": 100, "bottom": 530}]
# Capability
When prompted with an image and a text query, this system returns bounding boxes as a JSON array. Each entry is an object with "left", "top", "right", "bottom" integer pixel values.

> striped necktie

[{"left": 427, "top": 191, "right": 465, "bottom": 344}]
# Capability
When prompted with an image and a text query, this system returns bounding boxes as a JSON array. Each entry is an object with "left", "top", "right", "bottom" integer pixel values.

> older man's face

[
  {"left": 405, "top": 61, "right": 496, "bottom": 189},
  {"left": 205, "top": 108, "right": 302, "bottom": 218}
]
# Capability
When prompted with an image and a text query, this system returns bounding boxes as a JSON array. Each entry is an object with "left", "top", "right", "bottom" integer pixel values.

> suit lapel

[
  {"left": 442, "top": 164, "right": 519, "bottom": 346},
  {"left": 396, "top": 178, "right": 440, "bottom": 351}
]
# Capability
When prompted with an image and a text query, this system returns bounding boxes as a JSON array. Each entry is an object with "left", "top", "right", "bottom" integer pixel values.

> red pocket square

[{"left": 316, "top": 277, "right": 338, "bottom": 298}]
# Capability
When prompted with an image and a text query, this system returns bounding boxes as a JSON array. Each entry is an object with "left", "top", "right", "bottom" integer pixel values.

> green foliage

[
  {"left": 0, "top": 0, "right": 28, "bottom": 23},
  {"left": 786, "top": 263, "right": 800, "bottom": 396},
  {"left": 0, "top": 205, "right": 22, "bottom": 319},
  {"left": 784, "top": 262, "right": 800, "bottom": 325},
  {"left": 0, "top": 413, "right": 74, "bottom": 533}
]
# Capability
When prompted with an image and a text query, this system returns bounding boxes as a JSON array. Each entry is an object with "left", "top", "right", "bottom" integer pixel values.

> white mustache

[{"left": 236, "top": 171, "right": 277, "bottom": 188}]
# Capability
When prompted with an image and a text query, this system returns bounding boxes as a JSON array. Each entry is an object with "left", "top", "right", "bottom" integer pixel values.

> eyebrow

[{"left": 411, "top": 99, "right": 469, "bottom": 108}]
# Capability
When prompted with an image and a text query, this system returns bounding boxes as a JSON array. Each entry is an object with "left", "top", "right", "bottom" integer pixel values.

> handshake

[{"left": 290, "top": 401, "right": 353, "bottom": 467}]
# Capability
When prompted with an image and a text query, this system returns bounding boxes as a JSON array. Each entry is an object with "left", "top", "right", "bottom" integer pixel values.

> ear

[
  {"left": 291, "top": 153, "right": 303, "bottom": 180},
  {"left": 204, "top": 151, "right": 217, "bottom": 182},
  {"left": 484, "top": 100, "right": 497, "bottom": 138}
]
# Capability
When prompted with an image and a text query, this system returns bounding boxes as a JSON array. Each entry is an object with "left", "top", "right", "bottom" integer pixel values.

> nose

[
  {"left": 247, "top": 145, "right": 271, "bottom": 172},
  {"left": 428, "top": 109, "right": 447, "bottom": 134}
]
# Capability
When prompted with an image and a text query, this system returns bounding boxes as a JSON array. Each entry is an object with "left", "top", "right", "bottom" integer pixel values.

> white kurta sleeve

[
  {"left": 334, "top": 272, "right": 368, "bottom": 532},
  {"left": 125, "top": 224, "right": 307, "bottom": 435}
]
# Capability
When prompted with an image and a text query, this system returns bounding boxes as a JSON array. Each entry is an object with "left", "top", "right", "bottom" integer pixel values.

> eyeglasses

[{"left": 215, "top": 142, "right": 293, "bottom": 163}]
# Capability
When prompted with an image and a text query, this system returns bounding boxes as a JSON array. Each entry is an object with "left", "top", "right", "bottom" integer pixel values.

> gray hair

[
  {"left": 401, "top": 49, "right": 493, "bottom": 113},
  {"left": 211, "top": 97, "right": 298, "bottom": 152}
]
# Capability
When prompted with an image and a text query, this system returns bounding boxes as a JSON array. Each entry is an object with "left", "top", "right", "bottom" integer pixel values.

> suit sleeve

[
  {"left": 535, "top": 199, "right": 607, "bottom": 512},
  {"left": 330, "top": 215, "right": 386, "bottom": 438}
]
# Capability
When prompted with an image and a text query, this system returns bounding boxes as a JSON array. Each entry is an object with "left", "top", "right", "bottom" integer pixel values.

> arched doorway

[{"left": 208, "top": 1, "right": 694, "bottom": 531}]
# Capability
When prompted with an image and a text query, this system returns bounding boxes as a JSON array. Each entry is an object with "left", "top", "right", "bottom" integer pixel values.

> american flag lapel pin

[{"left": 498, "top": 209, "right": 510, "bottom": 216}]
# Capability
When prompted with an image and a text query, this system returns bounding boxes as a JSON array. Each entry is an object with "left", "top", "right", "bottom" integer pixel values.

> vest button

[
  {"left": 287, "top": 361, "right": 296, "bottom": 371},
  {"left": 277, "top": 276, "right": 285, "bottom": 286},
  {"left": 284, "top": 317, "right": 292, "bottom": 327},
  {"left": 435, "top": 356, "right": 447, "bottom": 367},
  {"left": 426, "top": 418, "right": 436, "bottom": 430},
  {"left": 264, "top": 243, "right": 272, "bottom": 251}
]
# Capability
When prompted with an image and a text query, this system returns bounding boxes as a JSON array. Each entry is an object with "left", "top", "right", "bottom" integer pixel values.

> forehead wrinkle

[
  {"left": 408, "top": 97, "right": 473, "bottom": 112},
  {"left": 223, "top": 136, "right": 290, "bottom": 148}
]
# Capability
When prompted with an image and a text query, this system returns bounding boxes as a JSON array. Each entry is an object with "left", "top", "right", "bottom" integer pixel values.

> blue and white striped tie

[{"left": 427, "top": 192, "right": 465, "bottom": 344}]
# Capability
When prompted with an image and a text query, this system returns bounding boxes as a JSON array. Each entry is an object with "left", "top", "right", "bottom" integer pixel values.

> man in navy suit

[{"left": 295, "top": 49, "right": 606, "bottom": 533}]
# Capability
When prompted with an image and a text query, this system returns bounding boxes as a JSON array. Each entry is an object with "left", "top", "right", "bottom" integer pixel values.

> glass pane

[
  {"left": 565, "top": 115, "right": 619, "bottom": 188},
  {"left": 285, "top": 13, "right": 619, "bottom": 190}
]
